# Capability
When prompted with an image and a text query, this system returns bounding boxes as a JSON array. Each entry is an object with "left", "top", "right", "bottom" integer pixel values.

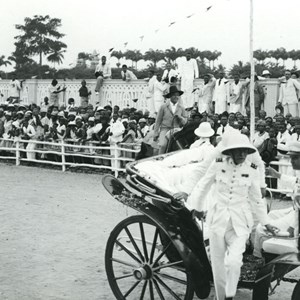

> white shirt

[
  {"left": 121, "top": 70, "right": 137, "bottom": 81},
  {"left": 162, "top": 69, "right": 178, "bottom": 83},
  {"left": 22, "top": 124, "right": 36, "bottom": 138},
  {"left": 291, "top": 132, "right": 300, "bottom": 142},
  {"left": 109, "top": 120, "right": 125, "bottom": 143},
  {"left": 179, "top": 58, "right": 199, "bottom": 79},
  {"left": 95, "top": 63, "right": 112, "bottom": 78},
  {"left": 213, "top": 78, "right": 230, "bottom": 103},
  {"left": 216, "top": 124, "right": 230, "bottom": 136},
  {"left": 229, "top": 81, "right": 244, "bottom": 104},
  {"left": 252, "top": 131, "right": 269, "bottom": 149},
  {"left": 170, "top": 102, "right": 178, "bottom": 114},
  {"left": 9, "top": 80, "right": 21, "bottom": 97},
  {"left": 146, "top": 76, "right": 157, "bottom": 98}
]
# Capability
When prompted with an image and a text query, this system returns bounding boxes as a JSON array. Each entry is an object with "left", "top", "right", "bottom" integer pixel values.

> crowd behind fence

[{"left": 0, "top": 137, "right": 140, "bottom": 177}]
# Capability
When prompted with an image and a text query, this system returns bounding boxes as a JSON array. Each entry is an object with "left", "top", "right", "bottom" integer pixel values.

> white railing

[
  {"left": 0, "top": 137, "right": 140, "bottom": 177},
  {"left": 0, "top": 79, "right": 280, "bottom": 116}
]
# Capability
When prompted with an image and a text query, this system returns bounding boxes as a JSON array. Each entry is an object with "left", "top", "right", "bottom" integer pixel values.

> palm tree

[
  {"left": 165, "top": 46, "right": 183, "bottom": 64},
  {"left": 269, "top": 48, "right": 287, "bottom": 65},
  {"left": 253, "top": 49, "right": 269, "bottom": 64},
  {"left": 144, "top": 49, "right": 165, "bottom": 68},
  {"left": 132, "top": 50, "right": 143, "bottom": 69},
  {"left": 202, "top": 50, "right": 214, "bottom": 68},
  {"left": 124, "top": 50, "right": 136, "bottom": 68},
  {"left": 111, "top": 50, "right": 123, "bottom": 68},
  {"left": 47, "top": 49, "right": 65, "bottom": 68},
  {"left": 0, "top": 55, "right": 12, "bottom": 69},
  {"left": 211, "top": 50, "right": 222, "bottom": 68},
  {"left": 288, "top": 49, "right": 299, "bottom": 68}
]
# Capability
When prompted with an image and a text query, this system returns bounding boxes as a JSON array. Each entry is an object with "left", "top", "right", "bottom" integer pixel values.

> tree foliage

[{"left": 14, "top": 15, "right": 67, "bottom": 67}]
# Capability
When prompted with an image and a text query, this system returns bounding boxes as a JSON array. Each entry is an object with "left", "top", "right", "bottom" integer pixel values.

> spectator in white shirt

[
  {"left": 8, "top": 77, "right": 22, "bottom": 103},
  {"left": 278, "top": 70, "right": 300, "bottom": 117},
  {"left": 162, "top": 63, "right": 178, "bottom": 83},
  {"left": 95, "top": 56, "right": 112, "bottom": 79},
  {"left": 121, "top": 65, "right": 137, "bottom": 81},
  {"left": 22, "top": 119, "right": 36, "bottom": 160},
  {"left": 216, "top": 114, "right": 230, "bottom": 136},
  {"left": 178, "top": 52, "right": 198, "bottom": 108},
  {"left": 252, "top": 120, "right": 269, "bottom": 150},
  {"left": 229, "top": 74, "right": 244, "bottom": 113},
  {"left": 213, "top": 71, "right": 230, "bottom": 114},
  {"left": 108, "top": 113, "right": 125, "bottom": 169}
]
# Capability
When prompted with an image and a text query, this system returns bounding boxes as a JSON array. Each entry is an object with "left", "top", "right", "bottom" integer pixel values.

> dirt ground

[{"left": 0, "top": 163, "right": 298, "bottom": 300}]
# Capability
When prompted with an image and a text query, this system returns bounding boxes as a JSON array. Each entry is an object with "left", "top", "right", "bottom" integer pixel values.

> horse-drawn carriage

[{"left": 103, "top": 153, "right": 300, "bottom": 300}]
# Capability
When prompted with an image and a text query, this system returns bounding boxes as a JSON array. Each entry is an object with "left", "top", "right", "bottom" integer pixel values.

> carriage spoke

[
  {"left": 111, "top": 257, "right": 138, "bottom": 268},
  {"left": 139, "top": 222, "right": 149, "bottom": 262},
  {"left": 113, "top": 273, "right": 134, "bottom": 281},
  {"left": 149, "top": 279, "right": 155, "bottom": 300},
  {"left": 152, "top": 241, "right": 172, "bottom": 266},
  {"left": 152, "top": 260, "right": 184, "bottom": 272},
  {"left": 124, "top": 280, "right": 140, "bottom": 298},
  {"left": 149, "top": 228, "right": 159, "bottom": 264},
  {"left": 154, "top": 275, "right": 182, "bottom": 300},
  {"left": 156, "top": 272, "right": 187, "bottom": 285},
  {"left": 115, "top": 240, "right": 142, "bottom": 264},
  {"left": 152, "top": 278, "right": 166, "bottom": 300},
  {"left": 125, "top": 226, "right": 145, "bottom": 262},
  {"left": 139, "top": 280, "right": 148, "bottom": 300}
]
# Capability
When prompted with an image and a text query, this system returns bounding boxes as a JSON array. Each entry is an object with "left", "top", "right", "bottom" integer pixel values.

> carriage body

[{"left": 103, "top": 153, "right": 300, "bottom": 300}]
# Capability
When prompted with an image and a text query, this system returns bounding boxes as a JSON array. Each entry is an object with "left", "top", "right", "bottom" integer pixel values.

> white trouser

[
  {"left": 198, "top": 102, "right": 211, "bottom": 113},
  {"left": 110, "top": 142, "right": 121, "bottom": 170},
  {"left": 229, "top": 103, "right": 241, "bottom": 113},
  {"left": 283, "top": 103, "right": 299, "bottom": 117},
  {"left": 181, "top": 78, "right": 194, "bottom": 108},
  {"left": 26, "top": 141, "right": 36, "bottom": 160},
  {"left": 214, "top": 99, "right": 227, "bottom": 114},
  {"left": 210, "top": 222, "right": 248, "bottom": 299}
]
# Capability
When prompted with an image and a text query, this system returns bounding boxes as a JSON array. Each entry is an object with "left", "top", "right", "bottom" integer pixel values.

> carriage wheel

[
  {"left": 105, "top": 215, "right": 194, "bottom": 300},
  {"left": 292, "top": 281, "right": 300, "bottom": 300}
]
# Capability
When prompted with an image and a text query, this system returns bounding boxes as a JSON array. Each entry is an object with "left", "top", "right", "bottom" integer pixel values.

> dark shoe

[{"left": 225, "top": 298, "right": 233, "bottom": 300}]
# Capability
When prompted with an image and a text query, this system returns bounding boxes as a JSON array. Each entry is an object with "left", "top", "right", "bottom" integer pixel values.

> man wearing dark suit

[{"left": 154, "top": 86, "right": 187, "bottom": 154}]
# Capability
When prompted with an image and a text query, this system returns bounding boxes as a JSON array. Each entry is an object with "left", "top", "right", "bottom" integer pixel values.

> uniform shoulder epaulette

[
  {"left": 216, "top": 158, "right": 223, "bottom": 162},
  {"left": 251, "top": 163, "right": 257, "bottom": 169}
]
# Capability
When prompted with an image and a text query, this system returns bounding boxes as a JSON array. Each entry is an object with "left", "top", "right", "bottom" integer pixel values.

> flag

[
  {"left": 206, "top": 6, "right": 212, "bottom": 11},
  {"left": 186, "top": 14, "right": 195, "bottom": 18},
  {"left": 155, "top": 29, "right": 159, "bottom": 33},
  {"left": 139, "top": 35, "right": 144, "bottom": 42},
  {"left": 124, "top": 42, "right": 128, "bottom": 47},
  {"left": 109, "top": 47, "right": 114, "bottom": 52},
  {"left": 168, "top": 21, "right": 176, "bottom": 27},
  {"left": 132, "top": 98, "right": 138, "bottom": 103}
]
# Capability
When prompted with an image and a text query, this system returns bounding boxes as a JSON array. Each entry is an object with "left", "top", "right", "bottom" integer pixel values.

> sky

[{"left": 1, "top": 0, "right": 300, "bottom": 71}]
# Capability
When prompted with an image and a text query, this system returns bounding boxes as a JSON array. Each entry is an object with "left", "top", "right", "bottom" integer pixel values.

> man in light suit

[
  {"left": 154, "top": 86, "right": 187, "bottom": 154},
  {"left": 186, "top": 132, "right": 276, "bottom": 300},
  {"left": 278, "top": 70, "right": 300, "bottom": 117},
  {"left": 213, "top": 71, "right": 230, "bottom": 114},
  {"left": 178, "top": 52, "right": 199, "bottom": 108}
]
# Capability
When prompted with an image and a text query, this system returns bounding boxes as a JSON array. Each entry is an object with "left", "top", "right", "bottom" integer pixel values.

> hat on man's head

[
  {"left": 67, "top": 121, "right": 76, "bottom": 126},
  {"left": 138, "top": 118, "right": 147, "bottom": 123},
  {"left": 257, "top": 120, "right": 266, "bottom": 126},
  {"left": 165, "top": 86, "right": 184, "bottom": 98},
  {"left": 221, "top": 132, "right": 256, "bottom": 155},
  {"left": 194, "top": 122, "right": 215, "bottom": 137},
  {"left": 96, "top": 106, "right": 105, "bottom": 112},
  {"left": 88, "top": 117, "right": 95, "bottom": 122},
  {"left": 287, "top": 141, "right": 300, "bottom": 155},
  {"left": 16, "top": 110, "right": 24, "bottom": 115},
  {"left": 5, "top": 111, "right": 12, "bottom": 116},
  {"left": 58, "top": 111, "right": 65, "bottom": 117},
  {"left": 262, "top": 70, "right": 271, "bottom": 76}
]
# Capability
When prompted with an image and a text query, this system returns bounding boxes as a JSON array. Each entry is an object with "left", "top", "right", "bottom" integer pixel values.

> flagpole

[{"left": 250, "top": 0, "right": 255, "bottom": 140}]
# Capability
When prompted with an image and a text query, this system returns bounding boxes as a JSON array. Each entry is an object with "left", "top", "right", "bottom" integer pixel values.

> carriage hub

[{"left": 133, "top": 264, "right": 152, "bottom": 280}]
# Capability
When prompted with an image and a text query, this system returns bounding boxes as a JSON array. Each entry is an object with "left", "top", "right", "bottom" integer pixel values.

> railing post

[
  {"left": 61, "top": 140, "right": 66, "bottom": 172},
  {"left": 114, "top": 143, "right": 118, "bottom": 178},
  {"left": 15, "top": 139, "right": 20, "bottom": 166}
]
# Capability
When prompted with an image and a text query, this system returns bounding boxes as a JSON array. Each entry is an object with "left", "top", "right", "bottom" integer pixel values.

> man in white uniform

[
  {"left": 197, "top": 74, "right": 216, "bottom": 113},
  {"left": 213, "top": 71, "right": 230, "bottom": 114},
  {"left": 145, "top": 70, "right": 157, "bottom": 114},
  {"left": 178, "top": 52, "right": 198, "bottom": 108},
  {"left": 278, "top": 70, "right": 300, "bottom": 117},
  {"left": 229, "top": 74, "right": 244, "bottom": 113},
  {"left": 186, "top": 132, "right": 275, "bottom": 300}
]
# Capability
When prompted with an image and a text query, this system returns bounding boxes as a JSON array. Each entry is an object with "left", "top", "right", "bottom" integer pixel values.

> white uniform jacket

[
  {"left": 187, "top": 156, "right": 268, "bottom": 236},
  {"left": 278, "top": 78, "right": 300, "bottom": 105}
]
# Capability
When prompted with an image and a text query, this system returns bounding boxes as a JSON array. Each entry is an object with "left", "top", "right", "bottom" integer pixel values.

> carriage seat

[{"left": 262, "top": 238, "right": 298, "bottom": 255}]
